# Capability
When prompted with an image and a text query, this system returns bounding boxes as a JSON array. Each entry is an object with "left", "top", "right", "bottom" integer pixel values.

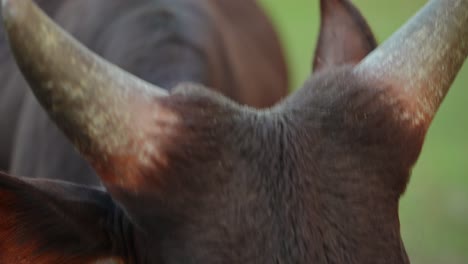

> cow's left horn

[
  {"left": 2, "top": 0, "right": 169, "bottom": 183},
  {"left": 355, "top": 0, "right": 468, "bottom": 128}
]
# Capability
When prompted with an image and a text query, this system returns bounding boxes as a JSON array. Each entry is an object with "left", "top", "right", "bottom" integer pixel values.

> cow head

[{"left": 0, "top": 0, "right": 467, "bottom": 263}]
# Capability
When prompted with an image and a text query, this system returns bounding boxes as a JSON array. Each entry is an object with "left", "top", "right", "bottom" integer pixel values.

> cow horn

[
  {"left": 355, "top": 0, "right": 468, "bottom": 127},
  {"left": 2, "top": 0, "right": 169, "bottom": 184}
]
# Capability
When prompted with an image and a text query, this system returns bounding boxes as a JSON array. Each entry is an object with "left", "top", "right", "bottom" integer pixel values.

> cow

[
  {"left": 0, "top": 0, "right": 289, "bottom": 183},
  {"left": 1, "top": 0, "right": 467, "bottom": 263}
]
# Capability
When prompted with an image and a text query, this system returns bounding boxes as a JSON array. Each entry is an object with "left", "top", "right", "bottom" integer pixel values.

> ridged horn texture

[
  {"left": 2, "top": 0, "right": 168, "bottom": 182},
  {"left": 356, "top": 0, "right": 468, "bottom": 125}
]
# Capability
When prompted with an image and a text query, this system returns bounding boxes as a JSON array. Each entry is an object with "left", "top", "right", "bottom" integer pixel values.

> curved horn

[
  {"left": 355, "top": 0, "right": 468, "bottom": 126},
  {"left": 2, "top": 0, "right": 169, "bottom": 186}
]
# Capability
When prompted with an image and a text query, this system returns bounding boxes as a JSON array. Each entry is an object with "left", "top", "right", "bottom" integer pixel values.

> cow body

[
  {"left": 0, "top": 0, "right": 288, "bottom": 184},
  {"left": 0, "top": 0, "right": 467, "bottom": 263}
]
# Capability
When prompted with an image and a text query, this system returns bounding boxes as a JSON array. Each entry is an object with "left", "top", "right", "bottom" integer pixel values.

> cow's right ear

[
  {"left": 313, "top": 0, "right": 377, "bottom": 72},
  {"left": 0, "top": 172, "right": 129, "bottom": 264}
]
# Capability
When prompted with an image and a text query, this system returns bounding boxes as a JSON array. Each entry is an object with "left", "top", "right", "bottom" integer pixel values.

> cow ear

[
  {"left": 0, "top": 172, "right": 128, "bottom": 264},
  {"left": 313, "top": 0, "right": 377, "bottom": 72}
]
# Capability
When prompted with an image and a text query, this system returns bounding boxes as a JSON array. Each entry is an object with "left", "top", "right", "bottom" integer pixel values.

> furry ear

[
  {"left": 0, "top": 172, "right": 128, "bottom": 264},
  {"left": 313, "top": 0, "right": 377, "bottom": 72}
]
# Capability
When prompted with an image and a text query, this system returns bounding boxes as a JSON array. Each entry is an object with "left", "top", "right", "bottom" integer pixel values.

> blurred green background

[{"left": 258, "top": 0, "right": 468, "bottom": 263}]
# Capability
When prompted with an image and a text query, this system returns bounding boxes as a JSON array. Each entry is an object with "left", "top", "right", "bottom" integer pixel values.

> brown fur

[{"left": 1, "top": 0, "right": 466, "bottom": 263}]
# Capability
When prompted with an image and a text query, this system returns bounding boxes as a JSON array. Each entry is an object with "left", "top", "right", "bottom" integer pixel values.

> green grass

[{"left": 259, "top": 1, "right": 468, "bottom": 263}]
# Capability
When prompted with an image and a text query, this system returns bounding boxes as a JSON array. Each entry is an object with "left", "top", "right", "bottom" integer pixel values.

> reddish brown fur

[{"left": 0, "top": 192, "right": 106, "bottom": 263}]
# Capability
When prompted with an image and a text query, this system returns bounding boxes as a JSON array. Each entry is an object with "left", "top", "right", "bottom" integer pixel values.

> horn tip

[{"left": 2, "top": 0, "right": 28, "bottom": 25}]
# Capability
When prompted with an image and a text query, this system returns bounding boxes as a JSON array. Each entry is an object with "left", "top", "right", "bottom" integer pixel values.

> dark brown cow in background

[
  {"left": 0, "top": 0, "right": 289, "bottom": 184},
  {"left": 1, "top": 0, "right": 467, "bottom": 263}
]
